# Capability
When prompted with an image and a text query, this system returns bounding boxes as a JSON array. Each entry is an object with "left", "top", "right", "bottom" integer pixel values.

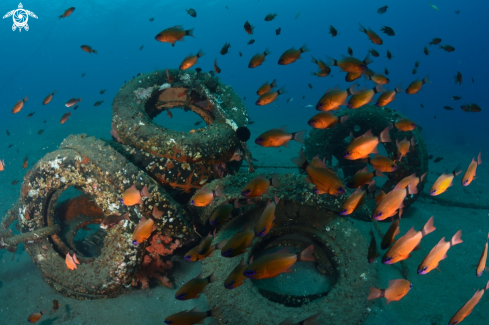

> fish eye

[
  {"left": 343, "top": 151, "right": 350, "bottom": 157},
  {"left": 132, "top": 240, "right": 139, "bottom": 246},
  {"left": 255, "top": 137, "right": 263, "bottom": 143},
  {"left": 164, "top": 321, "right": 172, "bottom": 325},
  {"left": 417, "top": 267, "right": 427, "bottom": 274},
  {"left": 243, "top": 270, "right": 255, "bottom": 277},
  {"left": 409, "top": 283, "right": 413, "bottom": 288},
  {"left": 119, "top": 198, "right": 124, "bottom": 203},
  {"left": 340, "top": 209, "right": 348, "bottom": 216},
  {"left": 241, "top": 189, "right": 251, "bottom": 196},
  {"left": 222, "top": 249, "right": 232, "bottom": 257},
  {"left": 184, "top": 255, "right": 192, "bottom": 261},
  {"left": 210, "top": 218, "right": 218, "bottom": 225},
  {"left": 338, "top": 187, "right": 345, "bottom": 194},
  {"left": 256, "top": 228, "right": 266, "bottom": 237},
  {"left": 190, "top": 200, "right": 195, "bottom": 205},
  {"left": 175, "top": 293, "right": 185, "bottom": 300}
]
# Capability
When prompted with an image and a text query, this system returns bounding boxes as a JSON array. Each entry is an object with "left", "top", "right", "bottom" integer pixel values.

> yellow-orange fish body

[
  {"left": 59, "top": 7, "right": 75, "bottom": 19},
  {"left": 175, "top": 273, "right": 216, "bottom": 300},
  {"left": 179, "top": 49, "right": 205, "bottom": 70},
  {"left": 165, "top": 306, "right": 222, "bottom": 325},
  {"left": 241, "top": 174, "right": 279, "bottom": 198},
  {"left": 278, "top": 43, "right": 309, "bottom": 65},
  {"left": 60, "top": 112, "right": 71, "bottom": 124},
  {"left": 381, "top": 219, "right": 400, "bottom": 249},
  {"left": 224, "top": 260, "right": 248, "bottom": 289},
  {"left": 308, "top": 112, "right": 348, "bottom": 129},
  {"left": 255, "top": 197, "right": 279, "bottom": 236},
  {"left": 197, "top": 232, "right": 214, "bottom": 255},
  {"left": 155, "top": 26, "right": 194, "bottom": 46},
  {"left": 369, "top": 156, "right": 397, "bottom": 173},
  {"left": 327, "top": 55, "right": 372, "bottom": 73},
  {"left": 81, "top": 45, "right": 97, "bottom": 54},
  {"left": 368, "top": 279, "right": 411, "bottom": 304},
  {"left": 316, "top": 85, "right": 359, "bottom": 111},
  {"left": 221, "top": 229, "right": 255, "bottom": 257},
  {"left": 376, "top": 84, "right": 403, "bottom": 107},
  {"left": 396, "top": 138, "right": 414, "bottom": 160},
  {"left": 43, "top": 91, "right": 56, "bottom": 105},
  {"left": 430, "top": 167, "right": 461, "bottom": 196},
  {"left": 340, "top": 187, "right": 367, "bottom": 215},
  {"left": 346, "top": 167, "right": 385, "bottom": 188},
  {"left": 344, "top": 129, "right": 385, "bottom": 160},
  {"left": 462, "top": 152, "right": 481, "bottom": 186},
  {"left": 257, "top": 79, "right": 277, "bottom": 95},
  {"left": 382, "top": 217, "right": 435, "bottom": 264},
  {"left": 372, "top": 188, "right": 407, "bottom": 220},
  {"left": 311, "top": 55, "right": 331, "bottom": 74},
  {"left": 12, "top": 96, "right": 28, "bottom": 114},
  {"left": 249, "top": 48, "right": 271, "bottom": 68},
  {"left": 132, "top": 217, "right": 155, "bottom": 245},
  {"left": 395, "top": 118, "right": 416, "bottom": 131},
  {"left": 449, "top": 281, "right": 489, "bottom": 325},
  {"left": 477, "top": 233, "right": 489, "bottom": 277},
  {"left": 256, "top": 86, "right": 286, "bottom": 106},
  {"left": 28, "top": 311, "right": 45, "bottom": 323},
  {"left": 347, "top": 85, "right": 383, "bottom": 109},
  {"left": 209, "top": 203, "right": 233, "bottom": 226},
  {"left": 417, "top": 230, "right": 462, "bottom": 274},
  {"left": 243, "top": 245, "right": 314, "bottom": 280},
  {"left": 121, "top": 184, "right": 150, "bottom": 206},
  {"left": 255, "top": 127, "right": 305, "bottom": 147},
  {"left": 406, "top": 75, "right": 430, "bottom": 94},
  {"left": 184, "top": 245, "right": 216, "bottom": 262},
  {"left": 191, "top": 185, "right": 224, "bottom": 206},
  {"left": 345, "top": 72, "right": 363, "bottom": 82},
  {"left": 369, "top": 73, "right": 390, "bottom": 85},
  {"left": 359, "top": 23, "right": 383, "bottom": 45}
]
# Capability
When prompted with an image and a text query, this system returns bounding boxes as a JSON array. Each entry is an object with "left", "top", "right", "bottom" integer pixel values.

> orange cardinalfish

[
  {"left": 175, "top": 272, "right": 217, "bottom": 300},
  {"left": 368, "top": 229, "right": 380, "bottom": 263},
  {"left": 345, "top": 72, "right": 362, "bottom": 82},
  {"left": 65, "top": 97, "right": 81, "bottom": 107},
  {"left": 381, "top": 219, "right": 400, "bottom": 250},
  {"left": 347, "top": 84, "right": 384, "bottom": 109},
  {"left": 359, "top": 23, "right": 383, "bottom": 45},
  {"left": 27, "top": 310, "right": 46, "bottom": 323},
  {"left": 255, "top": 194, "right": 279, "bottom": 236},
  {"left": 60, "top": 112, "right": 71, "bottom": 124},
  {"left": 368, "top": 279, "right": 412, "bottom": 304},
  {"left": 476, "top": 232, "right": 489, "bottom": 277},
  {"left": 312, "top": 70, "right": 330, "bottom": 77},
  {"left": 132, "top": 217, "right": 155, "bottom": 245},
  {"left": 364, "top": 72, "right": 389, "bottom": 85},
  {"left": 81, "top": 45, "right": 97, "bottom": 54},
  {"left": 376, "top": 84, "right": 403, "bottom": 107},
  {"left": 311, "top": 55, "right": 331, "bottom": 75},
  {"left": 179, "top": 49, "right": 205, "bottom": 70},
  {"left": 65, "top": 252, "right": 80, "bottom": 270},
  {"left": 191, "top": 185, "right": 224, "bottom": 206},
  {"left": 12, "top": 95, "right": 28, "bottom": 114},
  {"left": 257, "top": 79, "right": 277, "bottom": 95},
  {"left": 214, "top": 59, "right": 221, "bottom": 74},
  {"left": 255, "top": 126, "right": 305, "bottom": 147},
  {"left": 417, "top": 230, "right": 462, "bottom": 274},
  {"left": 248, "top": 48, "right": 272, "bottom": 68},
  {"left": 224, "top": 259, "right": 249, "bottom": 289},
  {"left": 308, "top": 112, "right": 349, "bottom": 130},
  {"left": 372, "top": 176, "right": 418, "bottom": 220},
  {"left": 59, "top": 7, "right": 75, "bottom": 19},
  {"left": 241, "top": 174, "right": 280, "bottom": 198},
  {"left": 120, "top": 184, "right": 150, "bottom": 206},
  {"left": 347, "top": 167, "right": 385, "bottom": 189},
  {"left": 184, "top": 241, "right": 226, "bottom": 261},
  {"left": 256, "top": 86, "right": 287, "bottom": 106},
  {"left": 394, "top": 118, "right": 417, "bottom": 131},
  {"left": 244, "top": 20, "right": 254, "bottom": 35},
  {"left": 0, "top": 159, "right": 5, "bottom": 171},
  {"left": 100, "top": 213, "right": 130, "bottom": 229},
  {"left": 23, "top": 156, "right": 28, "bottom": 169},
  {"left": 448, "top": 280, "right": 489, "bottom": 325},
  {"left": 164, "top": 306, "right": 223, "bottom": 325},
  {"left": 42, "top": 90, "right": 56, "bottom": 105},
  {"left": 292, "top": 150, "right": 345, "bottom": 195},
  {"left": 325, "top": 53, "right": 373, "bottom": 73},
  {"left": 406, "top": 75, "right": 431, "bottom": 94},
  {"left": 340, "top": 181, "right": 376, "bottom": 216},
  {"left": 367, "top": 155, "right": 397, "bottom": 173},
  {"left": 278, "top": 43, "right": 310, "bottom": 65},
  {"left": 221, "top": 228, "right": 255, "bottom": 257},
  {"left": 429, "top": 165, "right": 462, "bottom": 196},
  {"left": 396, "top": 137, "right": 415, "bottom": 161},
  {"left": 316, "top": 84, "right": 359, "bottom": 111},
  {"left": 344, "top": 127, "right": 391, "bottom": 160},
  {"left": 382, "top": 216, "right": 435, "bottom": 264},
  {"left": 243, "top": 245, "right": 315, "bottom": 279},
  {"left": 462, "top": 152, "right": 481, "bottom": 186},
  {"left": 209, "top": 203, "right": 234, "bottom": 226},
  {"left": 197, "top": 231, "right": 215, "bottom": 255},
  {"left": 155, "top": 26, "right": 195, "bottom": 46},
  {"left": 395, "top": 173, "right": 424, "bottom": 190},
  {"left": 454, "top": 71, "right": 463, "bottom": 85}
]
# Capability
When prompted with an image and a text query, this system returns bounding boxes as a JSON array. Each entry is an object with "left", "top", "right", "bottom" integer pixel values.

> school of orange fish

[{"left": 8, "top": 4, "right": 485, "bottom": 325}]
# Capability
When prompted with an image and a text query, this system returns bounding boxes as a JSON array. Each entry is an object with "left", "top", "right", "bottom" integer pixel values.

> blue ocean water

[{"left": 1, "top": 0, "right": 489, "bottom": 324}]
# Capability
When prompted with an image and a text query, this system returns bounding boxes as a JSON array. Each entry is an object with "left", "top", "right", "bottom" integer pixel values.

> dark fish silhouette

[
  {"left": 239, "top": 51, "right": 242, "bottom": 57},
  {"left": 100, "top": 89, "right": 106, "bottom": 94},
  {"left": 428, "top": 155, "right": 433, "bottom": 159},
  {"left": 380, "top": 26, "right": 395, "bottom": 36},
  {"left": 424, "top": 46, "right": 429, "bottom": 55},
  {"left": 368, "top": 230, "right": 380, "bottom": 263},
  {"left": 451, "top": 96, "right": 462, "bottom": 100},
  {"left": 420, "top": 103, "right": 424, "bottom": 108},
  {"left": 455, "top": 10, "right": 460, "bottom": 14},
  {"left": 472, "top": 77, "right": 475, "bottom": 83},
  {"left": 429, "top": 38, "right": 441, "bottom": 45},
  {"left": 415, "top": 61, "right": 420, "bottom": 68},
  {"left": 308, "top": 83, "right": 313, "bottom": 89},
  {"left": 377, "top": 5, "right": 388, "bottom": 14},
  {"left": 11, "top": 180, "right": 19, "bottom": 185},
  {"left": 38, "top": 129, "right": 44, "bottom": 134},
  {"left": 348, "top": 47, "right": 353, "bottom": 56},
  {"left": 433, "top": 157, "right": 443, "bottom": 163},
  {"left": 6, "top": 130, "right": 10, "bottom": 136},
  {"left": 139, "top": 45, "right": 144, "bottom": 51},
  {"left": 329, "top": 25, "right": 337, "bottom": 37},
  {"left": 454, "top": 71, "right": 462, "bottom": 85},
  {"left": 220, "top": 42, "right": 231, "bottom": 55},
  {"left": 195, "top": 67, "right": 202, "bottom": 73},
  {"left": 275, "top": 27, "right": 281, "bottom": 36},
  {"left": 369, "top": 48, "right": 379, "bottom": 57},
  {"left": 249, "top": 120, "right": 255, "bottom": 125},
  {"left": 186, "top": 8, "right": 196, "bottom": 17},
  {"left": 439, "top": 44, "right": 455, "bottom": 52},
  {"left": 81, "top": 73, "right": 85, "bottom": 77},
  {"left": 149, "top": 18, "right": 154, "bottom": 21},
  {"left": 386, "top": 50, "right": 393, "bottom": 59},
  {"left": 244, "top": 21, "right": 254, "bottom": 35},
  {"left": 385, "top": 67, "right": 389, "bottom": 75},
  {"left": 73, "top": 105, "right": 79, "bottom": 110},
  {"left": 264, "top": 13, "right": 277, "bottom": 21},
  {"left": 94, "top": 100, "right": 104, "bottom": 106},
  {"left": 27, "top": 112, "right": 35, "bottom": 118},
  {"left": 247, "top": 39, "right": 255, "bottom": 45},
  {"left": 443, "top": 106, "right": 454, "bottom": 110},
  {"left": 194, "top": 121, "right": 202, "bottom": 126},
  {"left": 412, "top": 68, "right": 417, "bottom": 74}
]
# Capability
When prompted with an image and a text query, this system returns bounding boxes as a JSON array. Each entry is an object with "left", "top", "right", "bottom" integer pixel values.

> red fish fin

[
  {"left": 280, "top": 141, "right": 290, "bottom": 148},
  {"left": 214, "top": 185, "right": 225, "bottom": 197},
  {"left": 190, "top": 306, "right": 201, "bottom": 313},
  {"left": 291, "top": 149, "right": 306, "bottom": 168},
  {"left": 292, "top": 130, "right": 306, "bottom": 143},
  {"left": 450, "top": 230, "right": 463, "bottom": 246},
  {"left": 275, "top": 125, "right": 287, "bottom": 132},
  {"left": 373, "top": 170, "right": 386, "bottom": 178},
  {"left": 367, "top": 287, "right": 383, "bottom": 300},
  {"left": 422, "top": 216, "right": 436, "bottom": 236},
  {"left": 283, "top": 265, "right": 294, "bottom": 273},
  {"left": 140, "top": 185, "right": 150, "bottom": 199},
  {"left": 340, "top": 115, "right": 349, "bottom": 124},
  {"left": 420, "top": 172, "right": 427, "bottom": 183},
  {"left": 371, "top": 146, "right": 379, "bottom": 154},
  {"left": 398, "top": 208, "right": 403, "bottom": 219},
  {"left": 299, "top": 244, "right": 315, "bottom": 262},
  {"left": 379, "top": 126, "right": 391, "bottom": 143},
  {"left": 357, "top": 129, "right": 373, "bottom": 140},
  {"left": 407, "top": 178, "right": 418, "bottom": 195},
  {"left": 73, "top": 254, "right": 80, "bottom": 265},
  {"left": 356, "top": 166, "right": 369, "bottom": 174},
  {"left": 208, "top": 272, "right": 218, "bottom": 283},
  {"left": 405, "top": 227, "right": 416, "bottom": 237}
]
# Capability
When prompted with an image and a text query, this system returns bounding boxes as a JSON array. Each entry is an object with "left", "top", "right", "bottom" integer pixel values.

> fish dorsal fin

[
  {"left": 435, "top": 237, "right": 446, "bottom": 248},
  {"left": 275, "top": 247, "right": 291, "bottom": 255},
  {"left": 404, "top": 227, "right": 416, "bottom": 237},
  {"left": 190, "top": 306, "right": 201, "bottom": 313},
  {"left": 274, "top": 125, "right": 287, "bottom": 132},
  {"left": 310, "top": 156, "right": 324, "bottom": 168},
  {"left": 353, "top": 187, "right": 363, "bottom": 195},
  {"left": 332, "top": 84, "right": 341, "bottom": 91},
  {"left": 357, "top": 129, "right": 373, "bottom": 140},
  {"left": 356, "top": 166, "right": 369, "bottom": 174},
  {"left": 140, "top": 216, "right": 148, "bottom": 224}
]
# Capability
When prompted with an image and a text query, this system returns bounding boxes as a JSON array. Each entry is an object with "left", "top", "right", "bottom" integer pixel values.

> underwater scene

[{"left": 1, "top": 0, "right": 488, "bottom": 324}]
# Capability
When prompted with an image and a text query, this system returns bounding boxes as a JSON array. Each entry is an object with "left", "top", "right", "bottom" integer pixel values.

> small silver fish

[
  {"left": 302, "top": 104, "right": 313, "bottom": 108},
  {"left": 287, "top": 98, "right": 294, "bottom": 104}
]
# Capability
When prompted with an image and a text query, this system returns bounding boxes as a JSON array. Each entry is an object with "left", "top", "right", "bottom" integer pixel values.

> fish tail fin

[
  {"left": 186, "top": 28, "right": 195, "bottom": 37},
  {"left": 311, "top": 55, "right": 318, "bottom": 64},
  {"left": 299, "top": 244, "right": 315, "bottom": 262},
  {"left": 407, "top": 178, "right": 418, "bottom": 195},
  {"left": 477, "top": 152, "right": 482, "bottom": 165},
  {"left": 79, "top": 97, "right": 82, "bottom": 102},
  {"left": 450, "top": 230, "right": 463, "bottom": 246},
  {"left": 300, "top": 43, "right": 310, "bottom": 53},
  {"left": 277, "top": 85, "right": 287, "bottom": 95},
  {"left": 348, "top": 83, "right": 360, "bottom": 95},
  {"left": 339, "top": 115, "right": 349, "bottom": 124},
  {"left": 423, "top": 74, "right": 431, "bottom": 84},
  {"left": 140, "top": 185, "right": 151, "bottom": 198},
  {"left": 270, "top": 79, "right": 277, "bottom": 88},
  {"left": 363, "top": 73, "right": 372, "bottom": 82},
  {"left": 363, "top": 53, "right": 374, "bottom": 66},
  {"left": 214, "top": 185, "right": 225, "bottom": 197},
  {"left": 274, "top": 192, "right": 280, "bottom": 205},
  {"left": 452, "top": 164, "right": 463, "bottom": 177},
  {"left": 485, "top": 280, "right": 489, "bottom": 292},
  {"left": 374, "top": 84, "right": 384, "bottom": 94},
  {"left": 264, "top": 47, "right": 272, "bottom": 56},
  {"left": 324, "top": 56, "right": 337, "bottom": 67},
  {"left": 395, "top": 83, "right": 404, "bottom": 93},
  {"left": 367, "top": 287, "right": 383, "bottom": 300},
  {"left": 58, "top": 15, "right": 62, "bottom": 20},
  {"left": 422, "top": 216, "right": 436, "bottom": 236},
  {"left": 358, "top": 22, "right": 367, "bottom": 33},
  {"left": 93, "top": 50, "right": 98, "bottom": 55},
  {"left": 410, "top": 137, "right": 416, "bottom": 147},
  {"left": 24, "top": 95, "right": 29, "bottom": 102},
  {"left": 291, "top": 149, "right": 306, "bottom": 169},
  {"left": 373, "top": 170, "right": 386, "bottom": 178},
  {"left": 208, "top": 271, "right": 218, "bottom": 283},
  {"left": 271, "top": 173, "right": 280, "bottom": 188},
  {"left": 379, "top": 126, "right": 391, "bottom": 143},
  {"left": 197, "top": 49, "right": 205, "bottom": 58},
  {"left": 420, "top": 172, "right": 427, "bottom": 183},
  {"left": 216, "top": 239, "right": 227, "bottom": 250},
  {"left": 210, "top": 306, "right": 223, "bottom": 320},
  {"left": 292, "top": 130, "right": 306, "bottom": 143},
  {"left": 233, "top": 197, "right": 240, "bottom": 209},
  {"left": 367, "top": 179, "right": 377, "bottom": 196}
]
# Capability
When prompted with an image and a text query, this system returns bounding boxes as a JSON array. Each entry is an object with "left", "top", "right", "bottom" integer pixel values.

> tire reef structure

[
  {"left": 111, "top": 69, "right": 250, "bottom": 192},
  {"left": 304, "top": 105, "right": 429, "bottom": 216},
  {"left": 1, "top": 134, "right": 193, "bottom": 300},
  {"left": 191, "top": 173, "right": 377, "bottom": 325}
]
